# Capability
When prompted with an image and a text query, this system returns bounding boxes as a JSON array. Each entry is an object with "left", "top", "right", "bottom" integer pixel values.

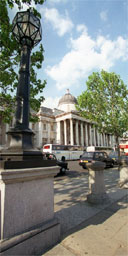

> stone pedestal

[
  {"left": 0, "top": 166, "right": 60, "bottom": 255},
  {"left": 86, "top": 161, "right": 110, "bottom": 204},
  {"left": 119, "top": 157, "right": 128, "bottom": 188}
]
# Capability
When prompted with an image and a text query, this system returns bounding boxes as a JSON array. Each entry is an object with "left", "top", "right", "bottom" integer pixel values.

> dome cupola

[{"left": 58, "top": 89, "right": 77, "bottom": 112}]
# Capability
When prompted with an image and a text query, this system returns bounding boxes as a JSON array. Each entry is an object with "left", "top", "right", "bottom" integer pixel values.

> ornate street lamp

[
  {"left": 12, "top": 9, "right": 42, "bottom": 132},
  {"left": 0, "top": 9, "right": 56, "bottom": 168},
  {"left": 6, "top": 9, "right": 42, "bottom": 153}
]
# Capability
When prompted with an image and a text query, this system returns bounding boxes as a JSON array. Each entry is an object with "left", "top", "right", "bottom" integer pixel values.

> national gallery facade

[{"left": 0, "top": 90, "right": 116, "bottom": 149}]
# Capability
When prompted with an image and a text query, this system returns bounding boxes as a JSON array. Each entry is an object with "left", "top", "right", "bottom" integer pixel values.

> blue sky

[{"left": 10, "top": 0, "right": 128, "bottom": 109}]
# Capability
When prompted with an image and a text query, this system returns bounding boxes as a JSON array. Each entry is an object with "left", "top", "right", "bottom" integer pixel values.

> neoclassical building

[
  {"left": 30, "top": 89, "right": 116, "bottom": 149},
  {"left": 0, "top": 90, "right": 116, "bottom": 149}
]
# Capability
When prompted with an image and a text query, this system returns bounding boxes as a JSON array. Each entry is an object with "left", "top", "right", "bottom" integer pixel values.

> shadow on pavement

[
  {"left": 56, "top": 194, "right": 128, "bottom": 241},
  {"left": 54, "top": 168, "right": 127, "bottom": 241}
]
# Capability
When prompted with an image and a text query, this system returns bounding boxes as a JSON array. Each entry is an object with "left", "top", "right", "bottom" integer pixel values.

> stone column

[
  {"left": 101, "top": 133, "right": 103, "bottom": 146},
  {"left": 97, "top": 131, "right": 100, "bottom": 146},
  {"left": 106, "top": 134, "right": 109, "bottom": 146},
  {"left": 70, "top": 118, "right": 74, "bottom": 145},
  {"left": 93, "top": 127, "right": 96, "bottom": 146},
  {"left": 108, "top": 135, "right": 111, "bottom": 147},
  {"left": 112, "top": 135, "right": 115, "bottom": 147},
  {"left": 47, "top": 123, "right": 51, "bottom": 143},
  {"left": 103, "top": 133, "right": 106, "bottom": 146},
  {"left": 56, "top": 121, "right": 61, "bottom": 144},
  {"left": 75, "top": 120, "right": 79, "bottom": 145},
  {"left": 5, "top": 123, "right": 9, "bottom": 144},
  {"left": 110, "top": 134, "right": 114, "bottom": 147},
  {"left": 85, "top": 123, "right": 88, "bottom": 146},
  {"left": 89, "top": 124, "right": 92, "bottom": 146},
  {"left": 37, "top": 120, "right": 43, "bottom": 148},
  {"left": 105, "top": 134, "right": 107, "bottom": 146},
  {"left": 64, "top": 120, "right": 67, "bottom": 145},
  {"left": 80, "top": 122, "right": 84, "bottom": 146}
]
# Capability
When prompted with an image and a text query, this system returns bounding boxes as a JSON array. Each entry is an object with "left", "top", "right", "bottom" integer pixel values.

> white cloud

[
  {"left": 76, "top": 24, "right": 88, "bottom": 33},
  {"left": 42, "top": 7, "right": 74, "bottom": 36},
  {"left": 45, "top": 27, "right": 128, "bottom": 90},
  {"left": 41, "top": 97, "right": 60, "bottom": 109},
  {"left": 100, "top": 10, "right": 108, "bottom": 22}
]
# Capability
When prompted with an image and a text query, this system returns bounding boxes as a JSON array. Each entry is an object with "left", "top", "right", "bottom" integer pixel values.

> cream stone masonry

[
  {"left": 70, "top": 119, "right": 74, "bottom": 145},
  {"left": 86, "top": 162, "right": 110, "bottom": 204},
  {"left": 64, "top": 120, "right": 67, "bottom": 145},
  {"left": 0, "top": 166, "right": 60, "bottom": 255}
]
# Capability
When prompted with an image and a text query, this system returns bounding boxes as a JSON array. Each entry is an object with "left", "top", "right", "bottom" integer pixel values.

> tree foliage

[
  {"left": 0, "top": 0, "right": 46, "bottom": 123},
  {"left": 76, "top": 70, "right": 128, "bottom": 145}
]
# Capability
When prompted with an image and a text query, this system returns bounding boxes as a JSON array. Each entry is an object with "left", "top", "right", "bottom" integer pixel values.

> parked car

[
  {"left": 43, "top": 152, "right": 68, "bottom": 174},
  {"left": 79, "top": 151, "right": 114, "bottom": 169},
  {"left": 109, "top": 151, "right": 120, "bottom": 165}
]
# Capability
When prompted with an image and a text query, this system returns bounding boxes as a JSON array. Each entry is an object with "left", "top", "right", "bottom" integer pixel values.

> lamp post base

[
  {"left": 0, "top": 129, "right": 56, "bottom": 169},
  {"left": 7, "top": 128, "right": 35, "bottom": 152}
]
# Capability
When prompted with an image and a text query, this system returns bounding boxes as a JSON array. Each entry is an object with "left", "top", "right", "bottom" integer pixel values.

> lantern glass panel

[
  {"left": 25, "top": 24, "right": 30, "bottom": 37},
  {"left": 22, "top": 23, "right": 27, "bottom": 34},
  {"left": 12, "top": 17, "right": 17, "bottom": 27},
  {"left": 39, "top": 26, "right": 42, "bottom": 35},
  {"left": 30, "top": 15, "right": 36, "bottom": 26},
  {"left": 23, "top": 12, "right": 29, "bottom": 22},
  {"left": 31, "top": 32, "right": 37, "bottom": 40},
  {"left": 18, "top": 27, "right": 24, "bottom": 37},
  {"left": 30, "top": 24, "right": 37, "bottom": 36},
  {"left": 17, "top": 13, "right": 24, "bottom": 22},
  {"left": 35, "top": 31, "right": 40, "bottom": 40},
  {"left": 13, "top": 25, "right": 18, "bottom": 36}
]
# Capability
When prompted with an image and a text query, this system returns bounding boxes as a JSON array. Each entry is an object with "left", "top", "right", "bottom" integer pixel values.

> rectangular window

[
  {"left": 51, "top": 123, "right": 54, "bottom": 131},
  {"left": 44, "top": 145, "right": 50, "bottom": 149},
  {"left": 43, "top": 123, "right": 46, "bottom": 130}
]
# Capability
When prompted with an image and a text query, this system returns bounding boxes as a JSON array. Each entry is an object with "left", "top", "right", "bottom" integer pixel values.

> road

[{"left": 55, "top": 160, "right": 88, "bottom": 180}]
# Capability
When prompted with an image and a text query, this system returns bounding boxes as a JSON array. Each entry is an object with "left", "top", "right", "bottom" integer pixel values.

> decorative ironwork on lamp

[{"left": 12, "top": 9, "right": 42, "bottom": 48}]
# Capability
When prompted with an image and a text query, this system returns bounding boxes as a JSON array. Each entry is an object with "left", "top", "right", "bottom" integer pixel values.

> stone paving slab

[
  {"left": 43, "top": 244, "right": 75, "bottom": 256},
  {"left": 44, "top": 168, "right": 128, "bottom": 256},
  {"left": 61, "top": 197, "right": 128, "bottom": 256}
]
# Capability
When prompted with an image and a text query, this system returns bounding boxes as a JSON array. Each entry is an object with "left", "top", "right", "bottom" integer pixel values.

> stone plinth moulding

[{"left": 0, "top": 166, "right": 60, "bottom": 255}]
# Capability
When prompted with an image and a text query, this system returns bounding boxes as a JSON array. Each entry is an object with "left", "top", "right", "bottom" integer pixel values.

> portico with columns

[
  {"left": 33, "top": 90, "right": 116, "bottom": 148},
  {"left": 55, "top": 113, "right": 113, "bottom": 148}
]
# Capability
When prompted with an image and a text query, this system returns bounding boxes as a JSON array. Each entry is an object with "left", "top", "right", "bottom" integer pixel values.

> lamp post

[
  {"left": 7, "top": 9, "right": 42, "bottom": 151},
  {"left": 0, "top": 9, "right": 56, "bottom": 168}
]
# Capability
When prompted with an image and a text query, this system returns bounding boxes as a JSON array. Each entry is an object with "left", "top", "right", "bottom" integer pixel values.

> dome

[
  {"left": 58, "top": 89, "right": 77, "bottom": 105},
  {"left": 58, "top": 89, "right": 77, "bottom": 112}
]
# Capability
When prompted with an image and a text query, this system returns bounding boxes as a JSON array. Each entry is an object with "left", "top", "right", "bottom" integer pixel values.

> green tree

[
  {"left": 76, "top": 70, "right": 128, "bottom": 154},
  {"left": 0, "top": 0, "right": 46, "bottom": 123}
]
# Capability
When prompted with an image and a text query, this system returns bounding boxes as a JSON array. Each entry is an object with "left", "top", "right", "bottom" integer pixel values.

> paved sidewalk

[{"left": 44, "top": 168, "right": 128, "bottom": 256}]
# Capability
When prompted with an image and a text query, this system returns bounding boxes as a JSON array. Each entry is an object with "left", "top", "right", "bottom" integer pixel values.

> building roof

[{"left": 39, "top": 106, "right": 64, "bottom": 117}]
